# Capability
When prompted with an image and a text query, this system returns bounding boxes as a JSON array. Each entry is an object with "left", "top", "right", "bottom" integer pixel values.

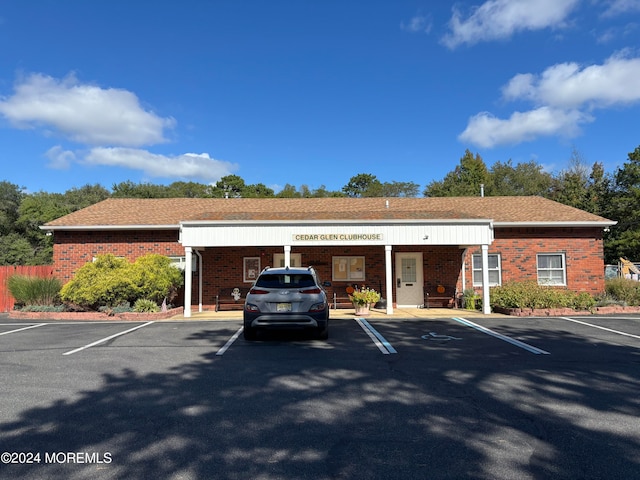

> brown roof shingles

[{"left": 44, "top": 196, "right": 614, "bottom": 228}]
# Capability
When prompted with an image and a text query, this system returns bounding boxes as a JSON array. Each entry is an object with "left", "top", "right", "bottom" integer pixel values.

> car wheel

[
  {"left": 243, "top": 326, "right": 257, "bottom": 341},
  {"left": 316, "top": 324, "right": 328, "bottom": 340}
]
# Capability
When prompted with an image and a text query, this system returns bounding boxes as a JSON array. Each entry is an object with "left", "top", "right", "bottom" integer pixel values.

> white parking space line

[
  {"left": 559, "top": 317, "right": 640, "bottom": 342},
  {"left": 63, "top": 322, "right": 155, "bottom": 356},
  {"left": 356, "top": 318, "right": 397, "bottom": 354},
  {"left": 452, "top": 317, "right": 550, "bottom": 355},
  {"left": 216, "top": 327, "right": 244, "bottom": 356},
  {"left": 0, "top": 323, "right": 47, "bottom": 336}
]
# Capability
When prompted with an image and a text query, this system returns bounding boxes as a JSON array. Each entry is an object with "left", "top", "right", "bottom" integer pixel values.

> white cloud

[
  {"left": 0, "top": 73, "right": 175, "bottom": 147},
  {"left": 442, "top": 0, "right": 580, "bottom": 48},
  {"left": 84, "top": 148, "right": 238, "bottom": 182},
  {"left": 502, "top": 52, "right": 640, "bottom": 108},
  {"left": 461, "top": 51, "right": 640, "bottom": 148},
  {"left": 459, "top": 107, "right": 593, "bottom": 148},
  {"left": 44, "top": 145, "right": 76, "bottom": 169},
  {"left": 401, "top": 14, "right": 432, "bottom": 34},
  {"left": 601, "top": 0, "right": 640, "bottom": 17}
]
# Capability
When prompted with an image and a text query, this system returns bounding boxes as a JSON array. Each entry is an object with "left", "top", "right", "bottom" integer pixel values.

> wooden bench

[
  {"left": 424, "top": 285, "right": 457, "bottom": 308},
  {"left": 215, "top": 287, "right": 251, "bottom": 311},
  {"left": 328, "top": 285, "right": 355, "bottom": 309}
]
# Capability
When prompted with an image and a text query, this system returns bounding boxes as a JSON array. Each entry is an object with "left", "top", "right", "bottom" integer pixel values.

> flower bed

[
  {"left": 8, "top": 307, "right": 184, "bottom": 321},
  {"left": 493, "top": 305, "right": 640, "bottom": 316}
]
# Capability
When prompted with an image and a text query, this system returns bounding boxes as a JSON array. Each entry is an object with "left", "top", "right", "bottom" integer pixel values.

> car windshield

[{"left": 255, "top": 273, "right": 316, "bottom": 288}]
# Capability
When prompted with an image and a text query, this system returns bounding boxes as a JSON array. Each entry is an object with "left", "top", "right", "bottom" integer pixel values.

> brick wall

[
  {"left": 51, "top": 225, "right": 607, "bottom": 310},
  {"left": 463, "top": 227, "right": 605, "bottom": 294},
  {"left": 52, "top": 230, "right": 183, "bottom": 281}
]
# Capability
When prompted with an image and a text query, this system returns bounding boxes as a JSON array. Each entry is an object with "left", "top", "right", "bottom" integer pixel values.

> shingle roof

[{"left": 43, "top": 196, "right": 614, "bottom": 228}]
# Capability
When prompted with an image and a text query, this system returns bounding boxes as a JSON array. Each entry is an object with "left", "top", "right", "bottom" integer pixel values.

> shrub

[
  {"left": 133, "top": 299, "right": 160, "bottom": 313},
  {"left": 60, "top": 253, "right": 184, "bottom": 310},
  {"left": 8, "top": 275, "right": 62, "bottom": 306},
  {"left": 604, "top": 278, "right": 640, "bottom": 306},
  {"left": 490, "top": 281, "right": 595, "bottom": 311}
]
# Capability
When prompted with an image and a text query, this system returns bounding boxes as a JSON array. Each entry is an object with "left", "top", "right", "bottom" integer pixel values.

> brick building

[{"left": 43, "top": 196, "right": 615, "bottom": 315}]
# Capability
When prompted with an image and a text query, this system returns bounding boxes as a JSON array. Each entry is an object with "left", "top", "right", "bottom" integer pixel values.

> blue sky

[{"left": 1, "top": 0, "right": 640, "bottom": 195}]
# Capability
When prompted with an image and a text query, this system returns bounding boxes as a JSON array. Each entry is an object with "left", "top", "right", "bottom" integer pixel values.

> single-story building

[{"left": 42, "top": 196, "right": 616, "bottom": 316}]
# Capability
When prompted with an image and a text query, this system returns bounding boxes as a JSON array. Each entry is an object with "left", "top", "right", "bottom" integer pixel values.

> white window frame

[
  {"left": 537, "top": 253, "right": 566, "bottom": 286},
  {"left": 472, "top": 253, "right": 501, "bottom": 287},
  {"left": 273, "top": 253, "right": 302, "bottom": 268},
  {"left": 332, "top": 256, "right": 365, "bottom": 282},
  {"left": 168, "top": 255, "right": 196, "bottom": 272}
]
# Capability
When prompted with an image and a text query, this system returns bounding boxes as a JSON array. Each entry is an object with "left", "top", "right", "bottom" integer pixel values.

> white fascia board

[
  {"left": 40, "top": 224, "right": 179, "bottom": 231},
  {"left": 494, "top": 220, "right": 617, "bottom": 228},
  {"left": 180, "top": 218, "right": 494, "bottom": 227}
]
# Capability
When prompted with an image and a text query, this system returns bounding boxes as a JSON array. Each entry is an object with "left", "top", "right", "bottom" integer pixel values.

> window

[
  {"left": 273, "top": 253, "right": 302, "bottom": 268},
  {"left": 537, "top": 253, "right": 566, "bottom": 286},
  {"left": 472, "top": 254, "right": 501, "bottom": 286},
  {"left": 168, "top": 255, "right": 196, "bottom": 272},
  {"left": 332, "top": 256, "right": 365, "bottom": 282}
]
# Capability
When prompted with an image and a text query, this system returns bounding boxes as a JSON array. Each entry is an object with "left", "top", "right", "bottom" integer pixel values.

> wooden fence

[{"left": 0, "top": 265, "right": 55, "bottom": 312}]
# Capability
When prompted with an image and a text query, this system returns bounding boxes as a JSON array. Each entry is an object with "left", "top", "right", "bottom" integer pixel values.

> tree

[
  {"left": 381, "top": 181, "right": 420, "bottom": 197},
  {"left": 424, "top": 150, "right": 490, "bottom": 197},
  {"left": 604, "top": 146, "right": 640, "bottom": 262},
  {"left": 112, "top": 181, "right": 171, "bottom": 198},
  {"left": 488, "top": 159, "right": 553, "bottom": 197},
  {"left": 0, "top": 181, "right": 25, "bottom": 236},
  {"left": 342, "top": 174, "right": 383, "bottom": 197}
]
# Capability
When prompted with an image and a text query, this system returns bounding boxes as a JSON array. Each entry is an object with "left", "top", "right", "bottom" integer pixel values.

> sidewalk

[{"left": 171, "top": 307, "right": 495, "bottom": 321}]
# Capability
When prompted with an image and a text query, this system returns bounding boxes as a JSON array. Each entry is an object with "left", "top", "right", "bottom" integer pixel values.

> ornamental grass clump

[
  {"left": 8, "top": 275, "right": 62, "bottom": 307},
  {"left": 604, "top": 278, "right": 640, "bottom": 306},
  {"left": 349, "top": 286, "right": 381, "bottom": 306}
]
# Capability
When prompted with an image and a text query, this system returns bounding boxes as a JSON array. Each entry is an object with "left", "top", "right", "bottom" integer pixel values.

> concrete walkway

[{"left": 172, "top": 307, "right": 496, "bottom": 321}]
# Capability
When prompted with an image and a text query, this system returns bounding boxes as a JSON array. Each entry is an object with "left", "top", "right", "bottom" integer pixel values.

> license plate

[{"left": 276, "top": 303, "right": 292, "bottom": 312}]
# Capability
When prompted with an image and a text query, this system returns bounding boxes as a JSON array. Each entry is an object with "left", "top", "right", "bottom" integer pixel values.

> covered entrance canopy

[{"left": 180, "top": 217, "right": 495, "bottom": 316}]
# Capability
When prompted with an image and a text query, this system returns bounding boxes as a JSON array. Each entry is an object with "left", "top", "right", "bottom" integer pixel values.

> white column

[
  {"left": 481, "top": 244, "right": 491, "bottom": 314},
  {"left": 194, "top": 249, "right": 203, "bottom": 313},
  {"left": 284, "top": 245, "right": 291, "bottom": 268},
  {"left": 184, "top": 247, "right": 192, "bottom": 318},
  {"left": 385, "top": 245, "right": 394, "bottom": 315}
]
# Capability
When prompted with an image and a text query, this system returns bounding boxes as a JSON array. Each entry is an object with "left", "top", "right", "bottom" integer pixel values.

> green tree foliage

[
  {"left": 0, "top": 181, "right": 25, "bottom": 236},
  {"left": 604, "top": 146, "right": 640, "bottom": 262},
  {"left": 424, "top": 150, "right": 490, "bottom": 197},
  {"left": 487, "top": 159, "right": 553, "bottom": 197},
  {"left": 60, "top": 254, "right": 184, "bottom": 309},
  {"left": 0, "top": 233, "right": 38, "bottom": 265},
  {"left": 342, "top": 173, "right": 383, "bottom": 197}
]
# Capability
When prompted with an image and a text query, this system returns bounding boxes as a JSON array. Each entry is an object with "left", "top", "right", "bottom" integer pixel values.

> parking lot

[{"left": 1, "top": 313, "right": 639, "bottom": 480}]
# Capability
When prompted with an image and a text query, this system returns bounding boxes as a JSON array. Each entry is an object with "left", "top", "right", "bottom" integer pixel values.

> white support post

[
  {"left": 481, "top": 244, "right": 491, "bottom": 314},
  {"left": 184, "top": 247, "right": 192, "bottom": 318},
  {"left": 284, "top": 245, "right": 291, "bottom": 268},
  {"left": 194, "top": 249, "right": 203, "bottom": 313},
  {"left": 385, "top": 245, "right": 394, "bottom": 315}
]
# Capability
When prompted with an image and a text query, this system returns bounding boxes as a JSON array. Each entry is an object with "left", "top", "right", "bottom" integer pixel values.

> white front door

[{"left": 395, "top": 252, "right": 424, "bottom": 307}]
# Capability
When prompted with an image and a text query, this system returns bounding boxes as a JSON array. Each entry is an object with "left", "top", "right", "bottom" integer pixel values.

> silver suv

[{"left": 243, "top": 266, "right": 329, "bottom": 340}]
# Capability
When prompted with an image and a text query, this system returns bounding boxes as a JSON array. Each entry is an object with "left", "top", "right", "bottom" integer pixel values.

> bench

[
  {"left": 328, "top": 285, "right": 355, "bottom": 309},
  {"left": 424, "top": 285, "right": 457, "bottom": 308},
  {"left": 215, "top": 287, "right": 251, "bottom": 312}
]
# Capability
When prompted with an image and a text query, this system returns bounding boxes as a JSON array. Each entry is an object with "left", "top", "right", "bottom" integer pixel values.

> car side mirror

[{"left": 322, "top": 281, "right": 332, "bottom": 287}]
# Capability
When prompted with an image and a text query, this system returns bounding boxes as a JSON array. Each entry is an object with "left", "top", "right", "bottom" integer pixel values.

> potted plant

[
  {"left": 349, "top": 286, "right": 381, "bottom": 315},
  {"left": 462, "top": 288, "right": 480, "bottom": 310}
]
